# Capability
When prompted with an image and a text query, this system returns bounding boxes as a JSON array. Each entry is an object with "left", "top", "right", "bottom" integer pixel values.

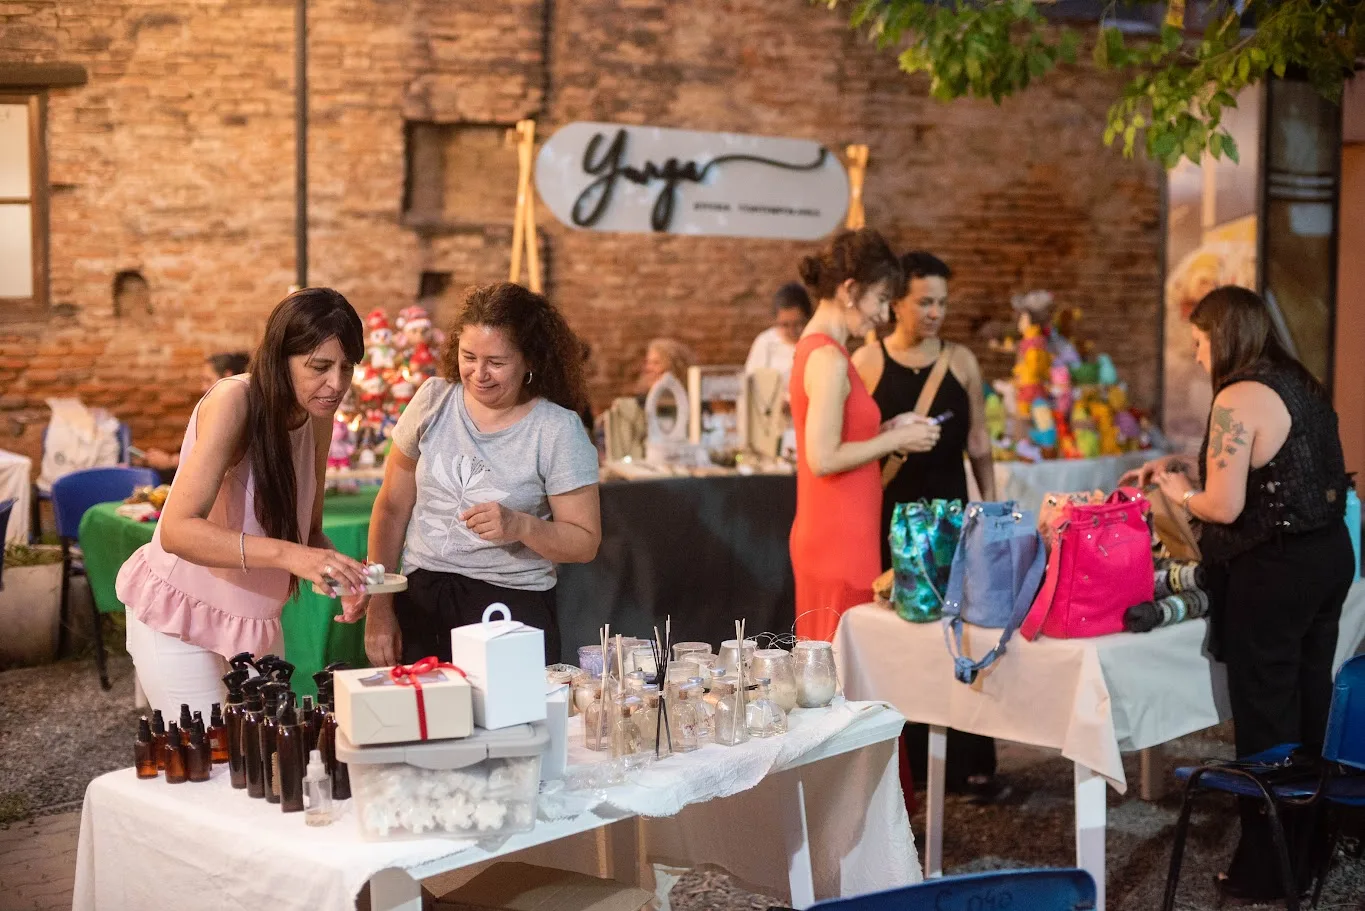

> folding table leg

[
  {"left": 780, "top": 770, "right": 816, "bottom": 909},
  {"left": 368, "top": 867, "right": 422, "bottom": 911},
  {"left": 924, "top": 725, "right": 947, "bottom": 879},
  {"left": 1074, "top": 763, "right": 1107, "bottom": 911}
]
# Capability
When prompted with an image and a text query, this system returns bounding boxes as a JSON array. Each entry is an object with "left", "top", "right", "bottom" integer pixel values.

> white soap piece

[
  {"left": 365, "top": 563, "right": 385, "bottom": 585},
  {"left": 510, "top": 801, "right": 533, "bottom": 828},
  {"left": 474, "top": 798, "right": 508, "bottom": 831}
]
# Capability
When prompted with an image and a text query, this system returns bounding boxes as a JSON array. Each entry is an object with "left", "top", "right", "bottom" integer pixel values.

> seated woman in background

[
  {"left": 634, "top": 337, "right": 694, "bottom": 396},
  {"left": 1149, "top": 285, "right": 1352, "bottom": 902},
  {"left": 139, "top": 352, "right": 251, "bottom": 477},
  {"left": 354, "top": 282, "right": 601, "bottom": 667}
]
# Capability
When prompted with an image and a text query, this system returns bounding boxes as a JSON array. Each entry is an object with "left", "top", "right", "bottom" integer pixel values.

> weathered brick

[{"left": 0, "top": 0, "right": 1161, "bottom": 468}]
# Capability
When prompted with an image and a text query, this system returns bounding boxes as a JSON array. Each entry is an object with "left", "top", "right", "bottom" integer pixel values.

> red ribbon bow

[{"left": 390, "top": 657, "right": 466, "bottom": 741}]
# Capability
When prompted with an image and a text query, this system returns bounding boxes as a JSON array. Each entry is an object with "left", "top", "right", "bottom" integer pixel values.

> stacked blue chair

[
  {"left": 51, "top": 466, "right": 158, "bottom": 689},
  {"left": 1162, "top": 654, "right": 1365, "bottom": 910},
  {"left": 809, "top": 868, "right": 1096, "bottom": 910}
]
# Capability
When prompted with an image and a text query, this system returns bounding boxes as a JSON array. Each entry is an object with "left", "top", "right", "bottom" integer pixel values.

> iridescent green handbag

[{"left": 889, "top": 499, "right": 965, "bottom": 623}]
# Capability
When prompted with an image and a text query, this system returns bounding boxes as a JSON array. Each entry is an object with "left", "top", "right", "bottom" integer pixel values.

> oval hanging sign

[{"left": 534, "top": 122, "right": 850, "bottom": 240}]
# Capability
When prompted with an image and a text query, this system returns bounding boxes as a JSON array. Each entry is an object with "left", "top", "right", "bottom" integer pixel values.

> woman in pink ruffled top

[{"left": 117, "top": 288, "right": 369, "bottom": 719}]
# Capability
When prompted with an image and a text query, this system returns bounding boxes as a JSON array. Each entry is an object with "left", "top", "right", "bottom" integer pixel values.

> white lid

[{"left": 336, "top": 722, "right": 549, "bottom": 769}]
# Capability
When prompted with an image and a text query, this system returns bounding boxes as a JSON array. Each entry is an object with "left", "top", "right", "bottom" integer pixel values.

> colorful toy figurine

[
  {"left": 1049, "top": 365, "right": 1074, "bottom": 418},
  {"left": 365, "top": 309, "right": 398, "bottom": 370},
  {"left": 1029, "top": 398, "right": 1059, "bottom": 458}
]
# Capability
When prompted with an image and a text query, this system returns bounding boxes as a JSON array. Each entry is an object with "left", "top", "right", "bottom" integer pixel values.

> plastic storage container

[{"left": 336, "top": 722, "right": 547, "bottom": 840}]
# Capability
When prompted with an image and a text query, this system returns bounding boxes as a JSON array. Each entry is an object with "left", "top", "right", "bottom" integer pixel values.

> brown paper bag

[{"left": 1146, "top": 485, "right": 1201, "bottom": 562}]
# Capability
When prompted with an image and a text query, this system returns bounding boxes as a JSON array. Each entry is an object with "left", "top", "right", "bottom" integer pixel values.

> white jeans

[{"left": 126, "top": 613, "right": 228, "bottom": 722}]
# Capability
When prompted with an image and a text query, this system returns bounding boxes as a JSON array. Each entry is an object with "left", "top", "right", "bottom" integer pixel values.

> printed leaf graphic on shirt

[{"left": 420, "top": 453, "right": 509, "bottom": 553}]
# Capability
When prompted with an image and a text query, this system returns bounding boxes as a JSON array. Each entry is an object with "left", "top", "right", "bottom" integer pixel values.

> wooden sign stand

[
  {"left": 845, "top": 144, "right": 869, "bottom": 230},
  {"left": 507, "top": 119, "right": 543, "bottom": 292}
]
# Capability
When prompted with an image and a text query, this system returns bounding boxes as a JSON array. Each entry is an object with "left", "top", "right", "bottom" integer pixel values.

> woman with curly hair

[{"left": 352, "top": 283, "right": 601, "bottom": 665}]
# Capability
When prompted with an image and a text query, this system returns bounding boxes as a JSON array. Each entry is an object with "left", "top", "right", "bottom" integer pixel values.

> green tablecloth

[{"left": 78, "top": 490, "right": 378, "bottom": 698}]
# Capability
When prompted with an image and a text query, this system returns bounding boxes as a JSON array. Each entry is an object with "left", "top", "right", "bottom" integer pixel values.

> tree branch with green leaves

[{"left": 823, "top": 0, "right": 1364, "bottom": 167}]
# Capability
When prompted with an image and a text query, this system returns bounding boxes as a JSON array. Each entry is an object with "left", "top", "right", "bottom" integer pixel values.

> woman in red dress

[{"left": 790, "top": 229, "right": 941, "bottom": 641}]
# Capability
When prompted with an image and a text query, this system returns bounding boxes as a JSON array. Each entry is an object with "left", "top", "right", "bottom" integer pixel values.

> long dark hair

[
  {"left": 247, "top": 288, "right": 364, "bottom": 558},
  {"left": 797, "top": 228, "right": 905, "bottom": 302},
  {"left": 439, "top": 283, "right": 587, "bottom": 414},
  {"left": 1189, "top": 285, "right": 1328, "bottom": 400}
]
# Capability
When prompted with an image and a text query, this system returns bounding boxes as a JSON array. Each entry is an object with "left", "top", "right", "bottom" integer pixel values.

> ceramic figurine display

[
  {"left": 327, "top": 304, "right": 444, "bottom": 478},
  {"left": 988, "top": 288, "right": 1156, "bottom": 463}
]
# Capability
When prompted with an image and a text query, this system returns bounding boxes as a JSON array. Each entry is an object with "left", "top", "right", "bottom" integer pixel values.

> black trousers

[
  {"left": 1206, "top": 522, "right": 1354, "bottom": 896},
  {"left": 394, "top": 568, "right": 561, "bottom": 666}
]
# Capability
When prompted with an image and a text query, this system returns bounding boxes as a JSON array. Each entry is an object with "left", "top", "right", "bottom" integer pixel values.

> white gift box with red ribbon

[{"left": 334, "top": 661, "right": 473, "bottom": 746}]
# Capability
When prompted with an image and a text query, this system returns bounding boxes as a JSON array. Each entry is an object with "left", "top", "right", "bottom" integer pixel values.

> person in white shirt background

[{"left": 744, "top": 282, "right": 812, "bottom": 383}]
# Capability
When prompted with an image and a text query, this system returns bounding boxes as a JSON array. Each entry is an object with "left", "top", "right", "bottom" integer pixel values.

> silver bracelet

[{"left": 239, "top": 532, "right": 248, "bottom": 572}]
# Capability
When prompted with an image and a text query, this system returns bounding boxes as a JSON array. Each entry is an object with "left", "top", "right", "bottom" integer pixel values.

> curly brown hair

[
  {"left": 439, "top": 282, "right": 588, "bottom": 413},
  {"left": 798, "top": 228, "right": 905, "bottom": 302}
]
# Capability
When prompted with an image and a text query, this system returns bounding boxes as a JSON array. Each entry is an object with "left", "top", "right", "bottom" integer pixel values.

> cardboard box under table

[
  {"left": 334, "top": 665, "right": 473, "bottom": 747},
  {"left": 435, "top": 862, "right": 650, "bottom": 911}
]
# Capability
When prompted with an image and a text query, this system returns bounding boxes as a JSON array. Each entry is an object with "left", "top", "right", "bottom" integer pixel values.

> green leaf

[
  {"left": 1222, "top": 134, "right": 1240, "bottom": 164},
  {"left": 1154, "top": 131, "right": 1180, "bottom": 161},
  {"left": 1208, "top": 132, "right": 1224, "bottom": 159},
  {"left": 1237, "top": 54, "right": 1251, "bottom": 82}
]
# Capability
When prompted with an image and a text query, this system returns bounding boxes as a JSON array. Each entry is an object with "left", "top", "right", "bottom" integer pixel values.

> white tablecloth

[
  {"left": 989, "top": 451, "right": 1156, "bottom": 513},
  {"left": 835, "top": 582, "right": 1365, "bottom": 793},
  {"left": 74, "top": 702, "right": 916, "bottom": 911},
  {"left": 0, "top": 449, "right": 31, "bottom": 545}
]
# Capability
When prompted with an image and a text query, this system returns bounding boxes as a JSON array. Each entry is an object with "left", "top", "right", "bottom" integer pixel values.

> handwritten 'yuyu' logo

[{"left": 570, "top": 129, "right": 829, "bottom": 233}]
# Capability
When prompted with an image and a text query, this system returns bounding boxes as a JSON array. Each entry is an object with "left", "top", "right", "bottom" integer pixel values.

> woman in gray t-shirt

[{"left": 348, "top": 283, "right": 601, "bottom": 666}]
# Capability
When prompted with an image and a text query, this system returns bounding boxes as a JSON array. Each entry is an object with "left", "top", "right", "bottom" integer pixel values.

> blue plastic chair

[
  {"left": 1162, "top": 654, "right": 1365, "bottom": 911},
  {"left": 0, "top": 497, "right": 15, "bottom": 591},
  {"left": 51, "top": 466, "right": 158, "bottom": 689},
  {"left": 808, "top": 869, "right": 1097, "bottom": 910},
  {"left": 30, "top": 421, "right": 132, "bottom": 540}
]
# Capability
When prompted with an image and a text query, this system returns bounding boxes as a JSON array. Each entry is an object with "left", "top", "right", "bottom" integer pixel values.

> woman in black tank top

[
  {"left": 1152, "top": 286, "right": 1353, "bottom": 903},
  {"left": 852, "top": 252, "right": 1002, "bottom": 802}
]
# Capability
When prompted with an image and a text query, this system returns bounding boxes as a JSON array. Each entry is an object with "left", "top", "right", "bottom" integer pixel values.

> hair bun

[{"left": 797, "top": 256, "right": 822, "bottom": 288}]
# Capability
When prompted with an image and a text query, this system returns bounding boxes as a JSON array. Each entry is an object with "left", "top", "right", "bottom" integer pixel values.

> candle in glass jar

[
  {"left": 749, "top": 649, "right": 798, "bottom": 713},
  {"left": 791, "top": 641, "right": 838, "bottom": 708}
]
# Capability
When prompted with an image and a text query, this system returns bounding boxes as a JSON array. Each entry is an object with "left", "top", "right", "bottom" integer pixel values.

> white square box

[
  {"left": 334, "top": 665, "right": 473, "bottom": 746},
  {"left": 450, "top": 603, "right": 548, "bottom": 730}
]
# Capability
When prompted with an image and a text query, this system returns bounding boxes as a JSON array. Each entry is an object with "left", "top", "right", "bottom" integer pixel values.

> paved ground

[
  {"left": 2, "top": 655, "right": 1362, "bottom": 910},
  {"left": 0, "top": 812, "right": 81, "bottom": 911}
]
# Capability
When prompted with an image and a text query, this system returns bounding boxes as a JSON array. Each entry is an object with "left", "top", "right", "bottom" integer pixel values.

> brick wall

[{"left": 0, "top": 0, "right": 1162, "bottom": 462}]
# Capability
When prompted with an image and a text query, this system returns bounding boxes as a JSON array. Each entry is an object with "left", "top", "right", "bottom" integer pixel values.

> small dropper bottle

[
  {"left": 151, "top": 710, "right": 167, "bottom": 771},
  {"left": 186, "top": 727, "right": 211, "bottom": 782},
  {"left": 135, "top": 716, "right": 157, "bottom": 779},
  {"left": 303, "top": 749, "right": 333, "bottom": 826},
  {"left": 178, "top": 704, "right": 193, "bottom": 746},
  {"left": 163, "top": 722, "right": 187, "bottom": 783},
  {"left": 208, "top": 703, "right": 228, "bottom": 764}
]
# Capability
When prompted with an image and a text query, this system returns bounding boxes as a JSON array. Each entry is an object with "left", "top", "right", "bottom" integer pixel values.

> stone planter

[{"left": 0, "top": 546, "right": 63, "bottom": 667}]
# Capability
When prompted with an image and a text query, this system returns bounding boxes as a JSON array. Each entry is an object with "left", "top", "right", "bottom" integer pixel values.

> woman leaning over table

[
  {"left": 353, "top": 283, "right": 601, "bottom": 667},
  {"left": 1147, "top": 285, "right": 1352, "bottom": 903},
  {"left": 116, "top": 289, "right": 370, "bottom": 721},
  {"left": 789, "top": 228, "right": 940, "bottom": 643}
]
